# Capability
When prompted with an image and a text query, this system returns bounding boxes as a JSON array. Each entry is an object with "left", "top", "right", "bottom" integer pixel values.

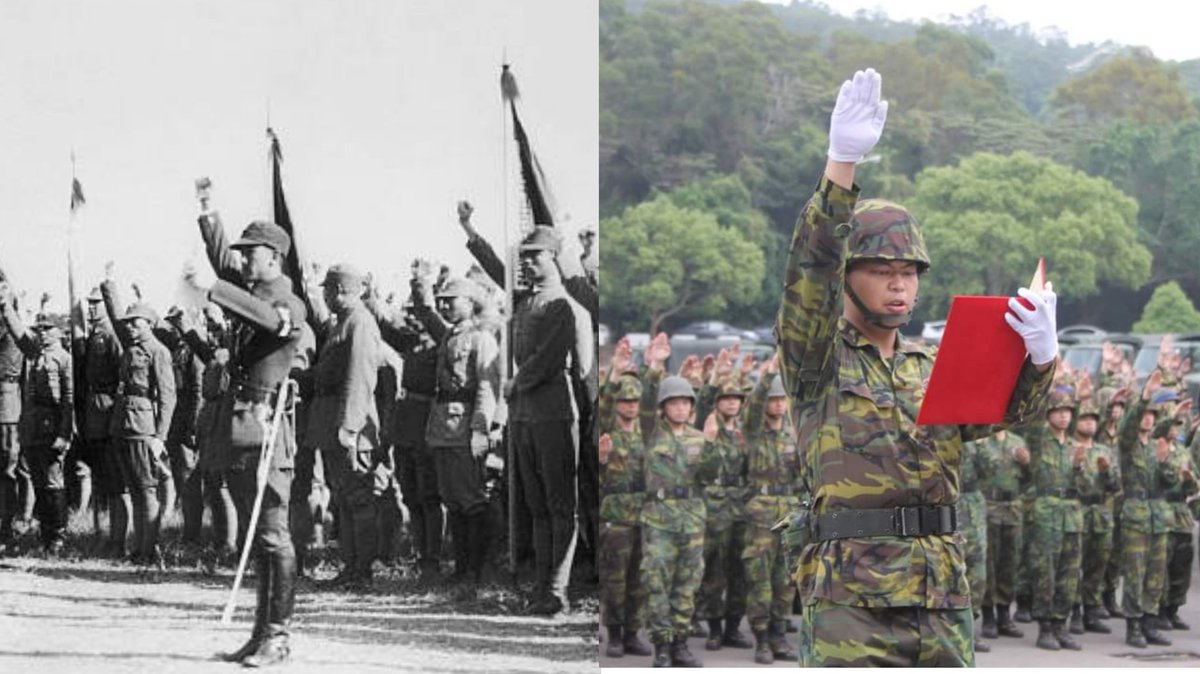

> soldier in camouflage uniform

[
  {"left": 597, "top": 342, "right": 652, "bottom": 659},
  {"left": 959, "top": 438, "right": 992, "bottom": 653},
  {"left": 1117, "top": 371, "right": 1178, "bottom": 648},
  {"left": 1097, "top": 386, "right": 1128, "bottom": 619},
  {"left": 694, "top": 376, "right": 751, "bottom": 653},
  {"left": 1072, "top": 400, "right": 1121, "bottom": 635},
  {"left": 637, "top": 334, "right": 720, "bottom": 668},
  {"left": 740, "top": 363, "right": 799, "bottom": 664},
  {"left": 1023, "top": 390, "right": 1085, "bottom": 650},
  {"left": 1159, "top": 414, "right": 1197, "bottom": 631},
  {"left": 776, "top": 68, "right": 1056, "bottom": 667},
  {"left": 978, "top": 430, "right": 1029, "bottom": 640}
]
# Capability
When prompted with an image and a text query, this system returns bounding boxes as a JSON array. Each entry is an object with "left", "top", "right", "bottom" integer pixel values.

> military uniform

[
  {"left": 598, "top": 373, "right": 650, "bottom": 657},
  {"left": 977, "top": 430, "right": 1026, "bottom": 638},
  {"left": 164, "top": 312, "right": 206, "bottom": 544},
  {"left": 1161, "top": 437, "right": 1197, "bottom": 627},
  {"left": 200, "top": 215, "right": 307, "bottom": 666},
  {"left": 775, "top": 177, "right": 1053, "bottom": 666},
  {"left": 959, "top": 438, "right": 990, "bottom": 649},
  {"left": 77, "top": 300, "right": 126, "bottom": 553},
  {"left": 186, "top": 321, "right": 238, "bottom": 556},
  {"left": 1077, "top": 406, "right": 1121, "bottom": 633},
  {"left": 0, "top": 318, "right": 24, "bottom": 548}
]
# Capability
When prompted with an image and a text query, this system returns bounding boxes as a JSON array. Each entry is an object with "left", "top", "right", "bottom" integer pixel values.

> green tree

[
  {"left": 1049, "top": 50, "right": 1195, "bottom": 125},
  {"left": 910, "top": 151, "right": 1152, "bottom": 318},
  {"left": 600, "top": 196, "right": 765, "bottom": 335},
  {"left": 1132, "top": 282, "right": 1200, "bottom": 332}
]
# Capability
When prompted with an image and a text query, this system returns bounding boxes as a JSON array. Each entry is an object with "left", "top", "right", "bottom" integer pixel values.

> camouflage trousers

[
  {"left": 641, "top": 525, "right": 705, "bottom": 644},
  {"left": 697, "top": 520, "right": 748, "bottom": 620},
  {"left": 1028, "top": 504, "right": 1081, "bottom": 621},
  {"left": 799, "top": 600, "right": 974, "bottom": 667},
  {"left": 600, "top": 521, "right": 646, "bottom": 630},
  {"left": 1016, "top": 498, "right": 1036, "bottom": 599},
  {"left": 1166, "top": 530, "right": 1194, "bottom": 608},
  {"left": 1080, "top": 527, "right": 1114, "bottom": 607},
  {"left": 1121, "top": 528, "right": 1168, "bottom": 618},
  {"left": 742, "top": 522, "right": 789, "bottom": 633},
  {"left": 984, "top": 518, "right": 1022, "bottom": 607},
  {"left": 960, "top": 492, "right": 987, "bottom": 617},
  {"left": 1104, "top": 504, "right": 1123, "bottom": 596}
]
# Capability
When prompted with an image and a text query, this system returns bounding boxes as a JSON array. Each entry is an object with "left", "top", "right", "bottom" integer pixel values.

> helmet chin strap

[{"left": 845, "top": 281, "right": 917, "bottom": 329}]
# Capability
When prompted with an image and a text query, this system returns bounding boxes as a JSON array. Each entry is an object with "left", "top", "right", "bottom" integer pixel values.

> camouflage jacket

[
  {"left": 701, "top": 400, "right": 748, "bottom": 530},
  {"left": 1118, "top": 397, "right": 1179, "bottom": 534},
  {"left": 742, "top": 372, "right": 802, "bottom": 528},
  {"left": 1077, "top": 440, "right": 1121, "bottom": 533},
  {"left": 977, "top": 431, "right": 1028, "bottom": 526},
  {"left": 1162, "top": 444, "right": 1198, "bottom": 533},
  {"left": 1024, "top": 426, "right": 1088, "bottom": 532},
  {"left": 639, "top": 369, "right": 720, "bottom": 534},
  {"left": 775, "top": 176, "right": 1054, "bottom": 609},
  {"left": 597, "top": 376, "right": 649, "bottom": 527}
]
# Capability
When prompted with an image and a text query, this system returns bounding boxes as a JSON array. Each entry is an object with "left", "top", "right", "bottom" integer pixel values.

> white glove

[
  {"left": 471, "top": 431, "right": 490, "bottom": 459},
  {"left": 1004, "top": 282, "right": 1058, "bottom": 366},
  {"left": 828, "top": 68, "right": 889, "bottom": 163}
]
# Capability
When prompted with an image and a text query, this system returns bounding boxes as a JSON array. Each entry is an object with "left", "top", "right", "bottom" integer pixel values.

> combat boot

[
  {"left": 1166, "top": 605, "right": 1191, "bottom": 630},
  {"left": 721, "top": 616, "right": 753, "bottom": 649},
  {"left": 980, "top": 605, "right": 998, "bottom": 639},
  {"left": 705, "top": 619, "right": 723, "bottom": 651},
  {"left": 753, "top": 628, "right": 773, "bottom": 665},
  {"left": 670, "top": 635, "right": 702, "bottom": 667},
  {"left": 1035, "top": 621, "right": 1061, "bottom": 651},
  {"left": 1083, "top": 605, "right": 1112, "bottom": 634},
  {"left": 1069, "top": 604, "right": 1085, "bottom": 635},
  {"left": 1126, "top": 617, "right": 1147, "bottom": 648},
  {"left": 1103, "top": 589, "right": 1124, "bottom": 618},
  {"left": 624, "top": 629, "right": 652, "bottom": 656},
  {"left": 652, "top": 641, "right": 671, "bottom": 668},
  {"left": 996, "top": 604, "right": 1024, "bottom": 638},
  {"left": 1014, "top": 596, "right": 1033, "bottom": 623},
  {"left": 769, "top": 620, "right": 799, "bottom": 661},
  {"left": 1152, "top": 611, "right": 1174, "bottom": 631},
  {"left": 606, "top": 625, "right": 624, "bottom": 658},
  {"left": 1052, "top": 619, "right": 1082, "bottom": 651},
  {"left": 974, "top": 637, "right": 990, "bottom": 653},
  {"left": 1142, "top": 615, "right": 1172, "bottom": 646},
  {"left": 241, "top": 634, "right": 290, "bottom": 668}
]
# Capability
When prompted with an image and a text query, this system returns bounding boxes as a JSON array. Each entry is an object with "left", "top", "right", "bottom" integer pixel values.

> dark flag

[
  {"left": 267, "top": 127, "right": 318, "bottom": 324},
  {"left": 502, "top": 65, "right": 555, "bottom": 228},
  {"left": 71, "top": 177, "right": 86, "bottom": 211}
]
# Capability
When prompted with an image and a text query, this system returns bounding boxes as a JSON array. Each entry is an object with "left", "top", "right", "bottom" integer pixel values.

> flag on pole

[
  {"left": 67, "top": 169, "right": 86, "bottom": 341},
  {"left": 267, "top": 127, "right": 318, "bottom": 326},
  {"left": 502, "top": 65, "right": 557, "bottom": 229}
]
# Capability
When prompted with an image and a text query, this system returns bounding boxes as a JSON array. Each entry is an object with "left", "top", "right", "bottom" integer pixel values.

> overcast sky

[
  {"left": 0, "top": 0, "right": 597, "bottom": 312},
  {"left": 773, "top": 0, "right": 1200, "bottom": 62}
]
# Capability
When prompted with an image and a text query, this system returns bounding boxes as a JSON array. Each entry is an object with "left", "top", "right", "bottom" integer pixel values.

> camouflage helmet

[
  {"left": 1046, "top": 389, "right": 1074, "bottom": 413},
  {"left": 845, "top": 199, "right": 931, "bottom": 272},
  {"left": 715, "top": 379, "right": 746, "bottom": 400},
  {"left": 1076, "top": 400, "right": 1102, "bottom": 420},
  {"left": 767, "top": 375, "right": 787, "bottom": 399},
  {"left": 1095, "top": 386, "right": 1121, "bottom": 413},
  {"left": 657, "top": 376, "right": 696, "bottom": 406},
  {"left": 1152, "top": 415, "right": 1184, "bottom": 440},
  {"left": 613, "top": 373, "right": 643, "bottom": 402}
]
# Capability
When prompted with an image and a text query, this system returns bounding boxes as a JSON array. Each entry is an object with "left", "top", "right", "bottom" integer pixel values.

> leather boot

[
  {"left": 1035, "top": 621, "right": 1061, "bottom": 650},
  {"left": 108, "top": 494, "right": 130, "bottom": 558},
  {"left": 449, "top": 512, "right": 470, "bottom": 581},
  {"left": 1053, "top": 619, "right": 1082, "bottom": 650},
  {"left": 220, "top": 555, "right": 270, "bottom": 662},
  {"left": 769, "top": 619, "right": 799, "bottom": 661},
  {"left": 1069, "top": 604, "right": 1085, "bottom": 635},
  {"left": 996, "top": 604, "right": 1024, "bottom": 638},
  {"left": 48, "top": 489, "right": 68, "bottom": 548},
  {"left": 1104, "top": 590, "right": 1125, "bottom": 619},
  {"left": 704, "top": 619, "right": 723, "bottom": 651},
  {"left": 466, "top": 509, "right": 490, "bottom": 584},
  {"left": 1014, "top": 596, "right": 1033, "bottom": 623},
  {"left": 1084, "top": 605, "right": 1112, "bottom": 634},
  {"left": 1126, "top": 617, "right": 1147, "bottom": 648},
  {"left": 722, "top": 615, "right": 753, "bottom": 649},
  {"left": 753, "top": 628, "right": 773, "bottom": 665},
  {"left": 1142, "top": 615, "right": 1172, "bottom": 646},
  {"left": 670, "top": 635, "right": 702, "bottom": 667},
  {"left": 241, "top": 634, "right": 290, "bottom": 668},
  {"left": 268, "top": 552, "right": 296, "bottom": 633},
  {"left": 606, "top": 625, "right": 625, "bottom": 658},
  {"left": 1166, "top": 605, "right": 1191, "bottom": 630},
  {"left": 980, "top": 604, "right": 998, "bottom": 639},
  {"left": 652, "top": 641, "right": 671, "bottom": 668},
  {"left": 624, "top": 628, "right": 652, "bottom": 656}
]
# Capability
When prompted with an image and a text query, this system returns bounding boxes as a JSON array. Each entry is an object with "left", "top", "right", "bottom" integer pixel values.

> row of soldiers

[
  {"left": 599, "top": 335, "right": 802, "bottom": 667},
  {"left": 0, "top": 193, "right": 598, "bottom": 642},
  {"left": 959, "top": 355, "right": 1200, "bottom": 652}
]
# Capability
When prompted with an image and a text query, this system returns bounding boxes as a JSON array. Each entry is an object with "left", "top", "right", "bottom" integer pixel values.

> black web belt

[{"left": 812, "top": 504, "right": 958, "bottom": 541}]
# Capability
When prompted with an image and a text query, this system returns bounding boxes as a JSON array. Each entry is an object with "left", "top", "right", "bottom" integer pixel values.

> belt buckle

[{"left": 894, "top": 507, "right": 908, "bottom": 536}]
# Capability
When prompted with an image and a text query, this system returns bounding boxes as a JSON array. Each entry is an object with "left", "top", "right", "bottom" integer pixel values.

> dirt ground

[{"left": 0, "top": 513, "right": 599, "bottom": 674}]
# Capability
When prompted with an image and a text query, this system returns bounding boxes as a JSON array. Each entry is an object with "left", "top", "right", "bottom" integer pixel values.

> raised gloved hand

[
  {"left": 1004, "top": 282, "right": 1058, "bottom": 366},
  {"left": 828, "top": 68, "right": 889, "bottom": 163}
]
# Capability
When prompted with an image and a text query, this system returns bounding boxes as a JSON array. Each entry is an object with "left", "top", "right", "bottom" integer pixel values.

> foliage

[{"left": 1132, "top": 282, "right": 1200, "bottom": 333}]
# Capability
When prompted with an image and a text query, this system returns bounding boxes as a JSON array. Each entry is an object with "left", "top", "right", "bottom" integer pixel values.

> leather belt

[
  {"left": 813, "top": 504, "right": 958, "bottom": 541},
  {"left": 402, "top": 391, "right": 435, "bottom": 403},
  {"left": 605, "top": 478, "right": 645, "bottom": 495},
  {"left": 233, "top": 381, "right": 277, "bottom": 405},
  {"left": 986, "top": 489, "right": 1016, "bottom": 501},
  {"left": 1038, "top": 487, "right": 1079, "bottom": 499},
  {"left": 1079, "top": 494, "right": 1106, "bottom": 506},
  {"left": 436, "top": 390, "right": 475, "bottom": 404}
]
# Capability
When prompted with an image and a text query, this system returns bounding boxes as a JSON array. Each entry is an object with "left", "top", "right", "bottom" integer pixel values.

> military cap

[
  {"left": 118, "top": 303, "right": 160, "bottom": 324},
  {"left": 613, "top": 373, "right": 643, "bottom": 402},
  {"left": 86, "top": 286, "right": 103, "bottom": 303},
  {"left": 518, "top": 225, "right": 562, "bottom": 254},
  {"left": 435, "top": 277, "right": 482, "bottom": 303},
  {"left": 32, "top": 313, "right": 59, "bottom": 330},
  {"left": 768, "top": 376, "right": 787, "bottom": 399},
  {"left": 715, "top": 379, "right": 747, "bottom": 400},
  {"left": 231, "top": 220, "right": 292, "bottom": 257},
  {"left": 1076, "top": 400, "right": 1102, "bottom": 420},
  {"left": 657, "top": 376, "right": 696, "bottom": 406},
  {"left": 1046, "top": 389, "right": 1074, "bottom": 413},
  {"left": 845, "top": 199, "right": 931, "bottom": 272},
  {"left": 164, "top": 305, "right": 185, "bottom": 321},
  {"left": 320, "top": 263, "right": 367, "bottom": 290}
]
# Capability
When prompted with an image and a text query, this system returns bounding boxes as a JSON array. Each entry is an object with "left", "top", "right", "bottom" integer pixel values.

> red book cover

[{"left": 916, "top": 295, "right": 1029, "bottom": 425}]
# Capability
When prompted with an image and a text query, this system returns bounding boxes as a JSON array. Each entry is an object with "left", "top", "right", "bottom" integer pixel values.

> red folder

[{"left": 916, "top": 295, "right": 1029, "bottom": 425}]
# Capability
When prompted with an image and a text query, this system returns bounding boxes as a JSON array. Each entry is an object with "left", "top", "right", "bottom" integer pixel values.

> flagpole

[
  {"left": 67, "top": 152, "right": 82, "bottom": 342},
  {"left": 501, "top": 57, "right": 519, "bottom": 583}
]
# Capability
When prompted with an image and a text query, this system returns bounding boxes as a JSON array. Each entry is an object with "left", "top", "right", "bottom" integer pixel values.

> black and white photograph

[{"left": 0, "top": 1, "right": 599, "bottom": 671}]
